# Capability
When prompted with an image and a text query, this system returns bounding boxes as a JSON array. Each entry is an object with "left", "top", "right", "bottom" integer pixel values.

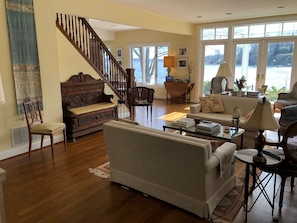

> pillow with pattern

[{"left": 199, "top": 94, "right": 224, "bottom": 113}]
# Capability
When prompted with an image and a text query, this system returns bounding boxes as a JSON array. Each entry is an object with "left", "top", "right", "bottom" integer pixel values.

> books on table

[
  {"left": 196, "top": 121, "right": 221, "bottom": 134},
  {"left": 172, "top": 118, "right": 195, "bottom": 128}
]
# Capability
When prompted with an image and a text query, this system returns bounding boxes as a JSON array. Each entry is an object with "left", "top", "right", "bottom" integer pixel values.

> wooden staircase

[{"left": 56, "top": 14, "right": 134, "bottom": 108}]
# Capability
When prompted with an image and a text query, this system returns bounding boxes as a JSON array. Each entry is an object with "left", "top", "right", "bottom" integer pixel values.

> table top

[
  {"left": 164, "top": 123, "right": 245, "bottom": 141},
  {"left": 235, "top": 149, "right": 281, "bottom": 166}
]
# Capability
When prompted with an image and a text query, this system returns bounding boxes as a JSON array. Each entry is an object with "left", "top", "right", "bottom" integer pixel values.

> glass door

[
  {"left": 203, "top": 44, "right": 225, "bottom": 95},
  {"left": 264, "top": 41, "right": 294, "bottom": 100},
  {"left": 234, "top": 43, "right": 260, "bottom": 91}
]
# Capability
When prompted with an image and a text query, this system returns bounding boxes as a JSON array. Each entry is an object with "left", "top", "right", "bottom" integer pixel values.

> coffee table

[{"left": 163, "top": 123, "right": 245, "bottom": 149}]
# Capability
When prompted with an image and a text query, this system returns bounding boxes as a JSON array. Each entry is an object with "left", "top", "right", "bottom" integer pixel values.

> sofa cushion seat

[{"left": 69, "top": 102, "right": 115, "bottom": 115}]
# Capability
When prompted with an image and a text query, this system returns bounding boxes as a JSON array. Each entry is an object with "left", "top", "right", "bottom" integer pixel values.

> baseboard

[{"left": 0, "top": 135, "right": 64, "bottom": 161}]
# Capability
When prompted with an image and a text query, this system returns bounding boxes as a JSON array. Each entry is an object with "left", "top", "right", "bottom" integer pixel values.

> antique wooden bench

[{"left": 61, "top": 72, "right": 118, "bottom": 141}]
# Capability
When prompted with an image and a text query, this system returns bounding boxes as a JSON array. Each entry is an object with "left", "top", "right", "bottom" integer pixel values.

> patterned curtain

[{"left": 6, "top": 0, "right": 42, "bottom": 114}]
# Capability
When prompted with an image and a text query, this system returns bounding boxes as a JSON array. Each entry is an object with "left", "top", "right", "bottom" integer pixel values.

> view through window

[
  {"left": 130, "top": 44, "right": 169, "bottom": 85},
  {"left": 201, "top": 21, "right": 296, "bottom": 101}
]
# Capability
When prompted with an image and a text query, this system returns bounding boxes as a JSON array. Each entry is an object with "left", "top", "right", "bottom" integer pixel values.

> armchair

[
  {"left": 274, "top": 82, "right": 297, "bottom": 112},
  {"left": 278, "top": 105, "right": 297, "bottom": 142},
  {"left": 128, "top": 87, "right": 154, "bottom": 120},
  {"left": 210, "top": 76, "right": 232, "bottom": 94}
]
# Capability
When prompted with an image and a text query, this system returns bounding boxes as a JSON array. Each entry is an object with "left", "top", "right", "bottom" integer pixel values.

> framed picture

[
  {"left": 116, "top": 48, "right": 123, "bottom": 58},
  {"left": 165, "top": 76, "right": 173, "bottom": 82},
  {"left": 178, "top": 47, "right": 188, "bottom": 56},
  {"left": 117, "top": 59, "right": 123, "bottom": 66},
  {"left": 178, "top": 58, "right": 188, "bottom": 69}
]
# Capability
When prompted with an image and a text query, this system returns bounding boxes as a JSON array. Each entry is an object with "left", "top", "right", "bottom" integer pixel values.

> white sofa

[
  {"left": 187, "top": 95, "right": 260, "bottom": 147},
  {"left": 103, "top": 120, "right": 236, "bottom": 219}
]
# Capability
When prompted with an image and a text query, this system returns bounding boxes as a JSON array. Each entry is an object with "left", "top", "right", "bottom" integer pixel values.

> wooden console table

[{"left": 164, "top": 82, "right": 194, "bottom": 103}]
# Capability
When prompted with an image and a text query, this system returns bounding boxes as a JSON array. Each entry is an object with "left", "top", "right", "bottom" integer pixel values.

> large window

[
  {"left": 130, "top": 44, "right": 169, "bottom": 85},
  {"left": 200, "top": 20, "right": 297, "bottom": 101}
]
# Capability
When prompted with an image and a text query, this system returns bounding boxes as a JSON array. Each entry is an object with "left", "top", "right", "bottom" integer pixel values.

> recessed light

[
  {"left": 277, "top": 6, "right": 284, "bottom": 9},
  {"left": 225, "top": 12, "right": 232, "bottom": 15}
]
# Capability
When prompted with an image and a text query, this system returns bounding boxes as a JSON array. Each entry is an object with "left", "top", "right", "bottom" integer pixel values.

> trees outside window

[{"left": 131, "top": 45, "right": 169, "bottom": 85}]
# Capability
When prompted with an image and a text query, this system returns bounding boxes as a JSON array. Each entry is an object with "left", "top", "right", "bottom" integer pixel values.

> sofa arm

[
  {"left": 190, "top": 103, "right": 201, "bottom": 113},
  {"left": 211, "top": 142, "right": 236, "bottom": 177}
]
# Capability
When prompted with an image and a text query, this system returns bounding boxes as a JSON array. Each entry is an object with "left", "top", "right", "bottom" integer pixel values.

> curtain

[{"left": 6, "top": 0, "right": 42, "bottom": 114}]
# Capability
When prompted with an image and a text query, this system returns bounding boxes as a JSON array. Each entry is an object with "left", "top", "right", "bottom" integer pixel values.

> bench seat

[{"left": 69, "top": 103, "right": 116, "bottom": 115}]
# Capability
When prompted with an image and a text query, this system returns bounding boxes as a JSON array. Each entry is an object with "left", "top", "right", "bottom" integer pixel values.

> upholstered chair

[
  {"left": 278, "top": 105, "right": 297, "bottom": 142},
  {"left": 274, "top": 82, "right": 297, "bottom": 112},
  {"left": 210, "top": 77, "right": 232, "bottom": 94}
]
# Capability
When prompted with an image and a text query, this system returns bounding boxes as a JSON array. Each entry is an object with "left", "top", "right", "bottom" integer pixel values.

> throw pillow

[{"left": 199, "top": 94, "right": 224, "bottom": 113}]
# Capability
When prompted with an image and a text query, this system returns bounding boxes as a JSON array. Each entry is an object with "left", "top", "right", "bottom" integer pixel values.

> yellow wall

[
  {"left": 105, "top": 29, "right": 197, "bottom": 98},
  {"left": 0, "top": 0, "right": 194, "bottom": 157}
]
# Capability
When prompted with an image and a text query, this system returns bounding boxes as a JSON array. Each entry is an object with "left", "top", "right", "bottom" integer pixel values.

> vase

[{"left": 237, "top": 88, "right": 242, "bottom": 97}]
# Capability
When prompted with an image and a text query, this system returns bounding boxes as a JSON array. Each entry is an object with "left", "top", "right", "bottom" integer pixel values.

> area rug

[
  {"left": 211, "top": 161, "right": 246, "bottom": 223},
  {"left": 89, "top": 160, "right": 249, "bottom": 222},
  {"left": 88, "top": 162, "right": 110, "bottom": 179}
]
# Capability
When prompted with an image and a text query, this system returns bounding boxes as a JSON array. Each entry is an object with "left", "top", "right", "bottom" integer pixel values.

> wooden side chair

[
  {"left": 262, "top": 121, "right": 297, "bottom": 211},
  {"left": 127, "top": 87, "right": 154, "bottom": 120},
  {"left": 23, "top": 99, "right": 67, "bottom": 159}
]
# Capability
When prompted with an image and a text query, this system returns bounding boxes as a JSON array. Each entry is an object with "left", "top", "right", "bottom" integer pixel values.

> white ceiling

[{"left": 90, "top": 0, "right": 297, "bottom": 32}]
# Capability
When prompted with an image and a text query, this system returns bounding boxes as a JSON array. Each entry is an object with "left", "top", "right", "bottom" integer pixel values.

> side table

[{"left": 235, "top": 149, "right": 282, "bottom": 222}]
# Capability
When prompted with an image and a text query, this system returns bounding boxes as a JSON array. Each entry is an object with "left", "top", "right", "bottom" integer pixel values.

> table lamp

[
  {"left": 216, "top": 62, "right": 232, "bottom": 92},
  {"left": 247, "top": 97, "right": 279, "bottom": 163},
  {"left": 0, "top": 73, "right": 6, "bottom": 104},
  {"left": 163, "top": 56, "right": 174, "bottom": 76}
]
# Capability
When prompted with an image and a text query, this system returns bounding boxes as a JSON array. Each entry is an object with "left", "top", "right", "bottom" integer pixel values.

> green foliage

[
  {"left": 266, "top": 86, "right": 288, "bottom": 101},
  {"left": 203, "top": 81, "right": 211, "bottom": 95}
]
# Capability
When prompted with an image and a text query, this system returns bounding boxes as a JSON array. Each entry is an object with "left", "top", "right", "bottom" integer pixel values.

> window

[
  {"left": 233, "top": 21, "right": 297, "bottom": 39},
  {"left": 202, "top": 27, "right": 228, "bottom": 40},
  {"left": 130, "top": 44, "right": 169, "bottom": 85}
]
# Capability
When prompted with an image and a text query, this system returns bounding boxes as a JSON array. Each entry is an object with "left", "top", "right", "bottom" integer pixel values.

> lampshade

[
  {"left": 0, "top": 73, "right": 5, "bottom": 104},
  {"left": 163, "top": 56, "right": 174, "bottom": 68},
  {"left": 247, "top": 97, "right": 279, "bottom": 130},
  {"left": 216, "top": 62, "right": 232, "bottom": 77}
]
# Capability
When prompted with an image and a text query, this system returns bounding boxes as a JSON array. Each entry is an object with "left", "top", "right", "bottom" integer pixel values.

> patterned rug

[
  {"left": 211, "top": 160, "right": 246, "bottom": 223},
  {"left": 88, "top": 162, "right": 110, "bottom": 179},
  {"left": 89, "top": 160, "right": 248, "bottom": 222}
]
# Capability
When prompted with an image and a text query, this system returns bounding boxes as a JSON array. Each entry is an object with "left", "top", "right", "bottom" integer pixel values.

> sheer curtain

[{"left": 6, "top": 0, "right": 42, "bottom": 114}]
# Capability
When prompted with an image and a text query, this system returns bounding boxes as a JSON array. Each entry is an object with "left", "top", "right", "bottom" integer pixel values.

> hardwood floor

[{"left": 1, "top": 99, "right": 296, "bottom": 223}]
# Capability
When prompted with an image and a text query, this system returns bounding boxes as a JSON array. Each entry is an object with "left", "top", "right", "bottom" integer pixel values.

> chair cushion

[
  {"left": 199, "top": 94, "right": 224, "bottom": 113},
  {"left": 274, "top": 99, "right": 297, "bottom": 109},
  {"left": 31, "top": 122, "right": 65, "bottom": 134}
]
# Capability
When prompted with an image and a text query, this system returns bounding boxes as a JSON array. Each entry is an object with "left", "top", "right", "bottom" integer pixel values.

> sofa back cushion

[{"left": 221, "top": 95, "right": 259, "bottom": 115}]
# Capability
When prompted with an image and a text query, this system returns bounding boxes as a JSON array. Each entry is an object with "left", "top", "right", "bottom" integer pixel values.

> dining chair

[
  {"left": 127, "top": 87, "right": 154, "bottom": 120},
  {"left": 23, "top": 99, "right": 67, "bottom": 159}
]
